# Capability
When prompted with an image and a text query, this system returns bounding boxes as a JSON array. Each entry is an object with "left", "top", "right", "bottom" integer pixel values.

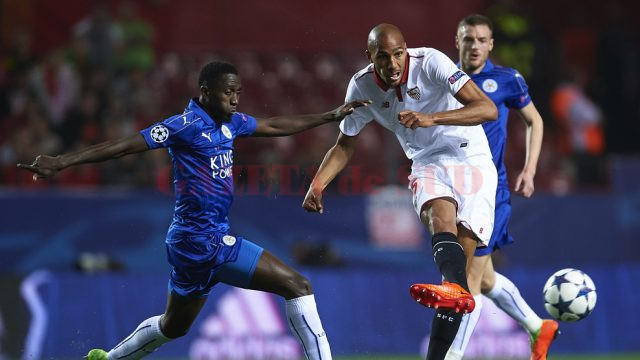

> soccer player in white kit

[{"left": 302, "top": 24, "right": 498, "bottom": 359}]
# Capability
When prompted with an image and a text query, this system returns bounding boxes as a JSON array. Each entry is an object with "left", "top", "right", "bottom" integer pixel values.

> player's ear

[
  {"left": 455, "top": 35, "right": 460, "bottom": 50},
  {"left": 365, "top": 49, "right": 372, "bottom": 63},
  {"left": 200, "top": 85, "right": 209, "bottom": 97},
  {"left": 489, "top": 38, "right": 494, "bottom": 51}
]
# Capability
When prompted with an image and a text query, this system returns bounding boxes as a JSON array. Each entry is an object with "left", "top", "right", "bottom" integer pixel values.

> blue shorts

[
  {"left": 165, "top": 233, "right": 264, "bottom": 298},
  {"left": 475, "top": 186, "right": 514, "bottom": 256}
]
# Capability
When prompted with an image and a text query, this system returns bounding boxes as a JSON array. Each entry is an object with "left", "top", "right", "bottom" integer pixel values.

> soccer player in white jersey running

[
  {"left": 302, "top": 24, "right": 498, "bottom": 360},
  {"left": 445, "top": 14, "right": 556, "bottom": 360},
  {"left": 18, "top": 61, "right": 370, "bottom": 360}
]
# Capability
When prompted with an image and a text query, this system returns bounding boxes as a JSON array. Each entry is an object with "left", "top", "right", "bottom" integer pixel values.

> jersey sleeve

[
  {"left": 234, "top": 112, "right": 258, "bottom": 137},
  {"left": 139, "top": 114, "right": 199, "bottom": 149},
  {"left": 339, "top": 77, "right": 373, "bottom": 136},
  {"left": 505, "top": 71, "right": 532, "bottom": 109},
  {"left": 424, "top": 49, "right": 471, "bottom": 96}
]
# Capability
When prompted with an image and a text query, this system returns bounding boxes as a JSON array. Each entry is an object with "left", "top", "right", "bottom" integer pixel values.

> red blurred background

[{"left": 2, "top": 0, "right": 639, "bottom": 192}]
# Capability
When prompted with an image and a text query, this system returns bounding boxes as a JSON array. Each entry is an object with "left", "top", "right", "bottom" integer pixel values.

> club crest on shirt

[
  {"left": 150, "top": 125, "right": 169, "bottom": 143},
  {"left": 221, "top": 125, "right": 232, "bottom": 139},
  {"left": 222, "top": 235, "right": 236, "bottom": 246},
  {"left": 407, "top": 87, "right": 421, "bottom": 101},
  {"left": 482, "top": 79, "right": 498, "bottom": 93}
]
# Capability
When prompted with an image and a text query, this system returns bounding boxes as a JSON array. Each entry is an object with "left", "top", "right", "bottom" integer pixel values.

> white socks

[
  {"left": 485, "top": 272, "right": 542, "bottom": 334},
  {"left": 107, "top": 315, "right": 170, "bottom": 360},
  {"left": 104, "top": 296, "right": 331, "bottom": 360},
  {"left": 445, "top": 295, "right": 483, "bottom": 360},
  {"left": 286, "top": 294, "right": 332, "bottom": 360}
]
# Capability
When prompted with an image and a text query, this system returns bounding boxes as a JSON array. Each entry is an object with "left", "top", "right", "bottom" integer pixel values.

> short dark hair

[
  {"left": 458, "top": 14, "right": 493, "bottom": 34},
  {"left": 198, "top": 61, "right": 238, "bottom": 88}
]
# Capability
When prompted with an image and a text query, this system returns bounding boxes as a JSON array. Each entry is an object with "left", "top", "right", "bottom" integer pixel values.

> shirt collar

[
  {"left": 481, "top": 58, "right": 495, "bottom": 73},
  {"left": 187, "top": 98, "right": 222, "bottom": 125},
  {"left": 373, "top": 55, "right": 410, "bottom": 91}
]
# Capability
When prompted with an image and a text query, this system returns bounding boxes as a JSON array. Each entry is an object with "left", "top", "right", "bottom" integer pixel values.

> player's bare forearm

[
  {"left": 397, "top": 81, "right": 497, "bottom": 129},
  {"left": 60, "top": 134, "right": 149, "bottom": 168},
  {"left": 519, "top": 102, "right": 544, "bottom": 174},
  {"left": 253, "top": 99, "right": 371, "bottom": 137},
  {"left": 431, "top": 99, "right": 497, "bottom": 126},
  {"left": 397, "top": 100, "right": 496, "bottom": 129},
  {"left": 17, "top": 134, "right": 149, "bottom": 179},
  {"left": 253, "top": 112, "right": 338, "bottom": 137},
  {"left": 312, "top": 133, "right": 357, "bottom": 190},
  {"left": 303, "top": 133, "right": 357, "bottom": 213}
]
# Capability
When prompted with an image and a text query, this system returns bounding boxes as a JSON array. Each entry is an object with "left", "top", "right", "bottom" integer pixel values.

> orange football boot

[
  {"left": 409, "top": 281, "right": 475, "bottom": 313},
  {"left": 530, "top": 319, "right": 560, "bottom": 360}
]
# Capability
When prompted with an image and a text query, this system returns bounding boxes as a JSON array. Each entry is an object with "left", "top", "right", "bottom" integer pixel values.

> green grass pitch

[{"left": 333, "top": 355, "right": 640, "bottom": 360}]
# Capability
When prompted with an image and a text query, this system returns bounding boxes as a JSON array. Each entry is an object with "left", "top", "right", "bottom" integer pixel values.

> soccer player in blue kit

[
  {"left": 18, "top": 61, "right": 370, "bottom": 360},
  {"left": 444, "top": 15, "right": 557, "bottom": 360}
]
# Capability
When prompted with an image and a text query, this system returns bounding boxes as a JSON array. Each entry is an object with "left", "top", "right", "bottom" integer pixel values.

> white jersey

[{"left": 340, "top": 47, "right": 492, "bottom": 163}]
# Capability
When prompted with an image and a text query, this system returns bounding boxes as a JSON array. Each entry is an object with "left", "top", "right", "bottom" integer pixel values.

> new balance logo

[
  {"left": 202, "top": 132, "right": 212, "bottom": 142},
  {"left": 191, "top": 288, "right": 301, "bottom": 359}
]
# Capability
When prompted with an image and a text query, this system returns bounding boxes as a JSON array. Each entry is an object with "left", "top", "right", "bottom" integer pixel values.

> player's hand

[
  {"left": 329, "top": 99, "right": 372, "bottom": 121},
  {"left": 398, "top": 111, "right": 434, "bottom": 129},
  {"left": 302, "top": 185, "right": 324, "bottom": 214},
  {"left": 17, "top": 155, "right": 63, "bottom": 180},
  {"left": 514, "top": 170, "right": 535, "bottom": 197}
]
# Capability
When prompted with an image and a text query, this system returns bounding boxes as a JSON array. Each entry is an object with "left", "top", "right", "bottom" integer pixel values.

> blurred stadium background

[{"left": 1, "top": 0, "right": 640, "bottom": 359}]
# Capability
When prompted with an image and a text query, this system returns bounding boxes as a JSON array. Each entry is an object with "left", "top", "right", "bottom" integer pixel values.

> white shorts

[{"left": 409, "top": 155, "right": 497, "bottom": 246}]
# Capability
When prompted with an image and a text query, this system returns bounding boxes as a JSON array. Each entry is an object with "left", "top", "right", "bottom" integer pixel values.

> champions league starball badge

[{"left": 150, "top": 125, "right": 169, "bottom": 143}]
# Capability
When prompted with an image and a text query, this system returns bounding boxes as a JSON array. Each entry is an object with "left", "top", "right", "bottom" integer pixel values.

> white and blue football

[{"left": 543, "top": 268, "right": 597, "bottom": 322}]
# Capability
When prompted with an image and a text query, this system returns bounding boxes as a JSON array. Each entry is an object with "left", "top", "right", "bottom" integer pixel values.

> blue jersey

[
  {"left": 465, "top": 59, "right": 531, "bottom": 188},
  {"left": 140, "top": 98, "right": 257, "bottom": 237}
]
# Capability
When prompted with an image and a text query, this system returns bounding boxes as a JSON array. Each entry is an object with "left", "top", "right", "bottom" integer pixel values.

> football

[{"left": 543, "top": 268, "right": 597, "bottom": 322}]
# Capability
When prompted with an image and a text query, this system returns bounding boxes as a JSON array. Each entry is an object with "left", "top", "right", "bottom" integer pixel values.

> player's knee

[
  {"left": 160, "top": 320, "right": 191, "bottom": 339},
  {"left": 284, "top": 272, "right": 312, "bottom": 298},
  {"left": 421, "top": 209, "right": 456, "bottom": 233},
  {"left": 480, "top": 275, "right": 494, "bottom": 294},
  {"left": 163, "top": 326, "right": 190, "bottom": 339}
]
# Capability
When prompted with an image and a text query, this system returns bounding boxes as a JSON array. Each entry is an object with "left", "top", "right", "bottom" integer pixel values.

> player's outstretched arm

[
  {"left": 17, "top": 134, "right": 150, "bottom": 180},
  {"left": 252, "top": 99, "right": 371, "bottom": 137},
  {"left": 514, "top": 101, "right": 544, "bottom": 197},
  {"left": 398, "top": 81, "right": 497, "bottom": 129},
  {"left": 302, "top": 132, "right": 358, "bottom": 214}
]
